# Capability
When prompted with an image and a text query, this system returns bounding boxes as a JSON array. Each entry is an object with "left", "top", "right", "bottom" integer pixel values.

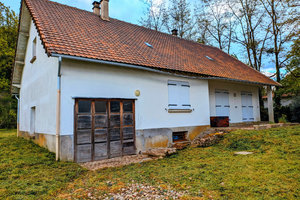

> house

[
  {"left": 262, "top": 93, "right": 293, "bottom": 108},
  {"left": 12, "top": 0, "right": 279, "bottom": 162}
]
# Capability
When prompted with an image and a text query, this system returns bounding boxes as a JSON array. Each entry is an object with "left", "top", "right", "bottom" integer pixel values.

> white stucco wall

[
  {"left": 263, "top": 98, "right": 292, "bottom": 108},
  {"left": 60, "top": 59, "right": 211, "bottom": 136},
  {"left": 19, "top": 20, "right": 58, "bottom": 134},
  {"left": 208, "top": 80, "right": 261, "bottom": 123}
]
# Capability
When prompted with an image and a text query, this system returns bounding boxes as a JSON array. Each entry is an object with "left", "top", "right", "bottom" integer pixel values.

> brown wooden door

[{"left": 74, "top": 99, "right": 135, "bottom": 163}]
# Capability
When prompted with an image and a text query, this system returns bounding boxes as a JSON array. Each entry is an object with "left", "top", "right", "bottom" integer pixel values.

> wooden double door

[{"left": 74, "top": 99, "right": 136, "bottom": 163}]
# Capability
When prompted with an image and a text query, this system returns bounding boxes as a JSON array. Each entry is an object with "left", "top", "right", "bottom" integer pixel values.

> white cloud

[{"left": 261, "top": 71, "right": 275, "bottom": 78}]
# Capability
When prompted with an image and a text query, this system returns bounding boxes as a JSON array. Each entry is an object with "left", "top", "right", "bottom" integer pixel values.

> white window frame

[{"left": 168, "top": 80, "right": 191, "bottom": 110}]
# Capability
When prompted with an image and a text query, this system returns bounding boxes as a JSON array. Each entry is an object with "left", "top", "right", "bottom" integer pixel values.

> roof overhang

[
  {"left": 52, "top": 53, "right": 279, "bottom": 87},
  {"left": 11, "top": 0, "right": 31, "bottom": 94}
]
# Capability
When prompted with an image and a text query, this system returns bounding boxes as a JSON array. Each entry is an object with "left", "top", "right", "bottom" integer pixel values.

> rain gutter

[{"left": 51, "top": 54, "right": 277, "bottom": 87}]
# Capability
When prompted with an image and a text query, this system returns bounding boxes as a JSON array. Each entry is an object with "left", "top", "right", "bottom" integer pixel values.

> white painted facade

[
  {"left": 18, "top": 21, "right": 262, "bottom": 137},
  {"left": 60, "top": 59, "right": 211, "bottom": 136},
  {"left": 19, "top": 20, "right": 58, "bottom": 135},
  {"left": 19, "top": 20, "right": 262, "bottom": 139},
  {"left": 208, "top": 80, "right": 261, "bottom": 123}
]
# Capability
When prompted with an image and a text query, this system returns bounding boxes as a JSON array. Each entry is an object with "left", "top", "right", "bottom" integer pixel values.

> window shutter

[
  {"left": 168, "top": 80, "right": 190, "bottom": 109},
  {"left": 180, "top": 82, "right": 190, "bottom": 108}
]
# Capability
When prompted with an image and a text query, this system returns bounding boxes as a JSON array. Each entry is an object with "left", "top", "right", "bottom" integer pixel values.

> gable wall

[
  {"left": 19, "top": 20, "right": 58, "bottom": 135},
  {"left": 208, "top": 80, "right": 261, "bottom": 123}
]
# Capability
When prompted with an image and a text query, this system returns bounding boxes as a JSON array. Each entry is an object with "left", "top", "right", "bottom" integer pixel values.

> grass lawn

[
  {"left": 0, "top": 130, "right": 86, "bottom": 200},
  {"left": 0, "top": 126, "right": 299, "bottom": 199}
]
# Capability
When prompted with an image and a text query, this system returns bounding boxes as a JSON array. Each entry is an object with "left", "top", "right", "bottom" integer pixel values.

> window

[
  {"left": 30, "top": 37, "right": 37, "bottom": 63},
  {"left": 168, "top": 80, "right": 191, "bottom": 110}
]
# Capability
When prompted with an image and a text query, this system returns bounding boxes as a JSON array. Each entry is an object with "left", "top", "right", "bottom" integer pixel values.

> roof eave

[{"left": 51, "top": 53, "right": 280, "bottom": 86}]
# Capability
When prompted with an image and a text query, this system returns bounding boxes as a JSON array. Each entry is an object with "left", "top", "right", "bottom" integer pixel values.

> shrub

[
  {"left": 278, "top": 114, "right": 288, "bottom": 123},
  {"left": 0, "top": 94, "right": 17, "bottom": 128},
  {"left": 290, "top": 96, "right": 300, "bottom": 122}
]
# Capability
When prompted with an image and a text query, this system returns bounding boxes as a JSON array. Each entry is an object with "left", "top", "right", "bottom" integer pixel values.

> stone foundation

[{"left": 135, "top": 125, "right": 210, "bottom": 153}]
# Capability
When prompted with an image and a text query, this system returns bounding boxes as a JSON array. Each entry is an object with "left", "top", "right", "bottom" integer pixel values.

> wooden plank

[
  {"left": 77, "top": 115, "right": 92, "bottom": 129},
  {"left": 95, "top": 115, "right": 107, "bottom": 128},
  {"left": 94, "top": 143, "right": 108, "bottom": 160},
  {"left": 107, "top": 101, "right": 111, "bottom": 158},
  {"left": 123, "top": 127, "right": 134, "bottom": 140},
  {"left": 76, "top": 144, "right": 92, "bottom": 163},
  {"left": 91, "top": 101, "right": 95, "bottom": 161},
  {"left": 123, "top": 146, "right": 136, "bottom": 155},
  {"left": 74, "top": 100, "right": 78, "bottom": 162},
  {"left": 133, "top": 101, "right": 136, "bottom": 152},
  {"left": 94, "top": 129, "right": 107, "bottom": 142},
  {"left": 110, "top": 128, "right": 120, "bottom": 141},
  {"left": 120, "top": 101, "right": 124, "bottom": 156},
  {"left": 110, "top": 114, "right": 120, "bottom": 127},
  {"left": 76, "top": 129, "right": 92, "bottom": 144},
  {"left": 123, "top": 141, "right": 135, "bottom": 155},
  {"left": 110, "top": 141, "right": 122, "bottom": 158}
]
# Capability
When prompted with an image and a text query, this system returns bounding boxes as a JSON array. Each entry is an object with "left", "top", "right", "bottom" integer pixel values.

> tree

[
  {"left": 0, "top": 2, "right": 18, "bottom": 93},
  {"left": 227, "top": 0, "right": 270, "bottom": 71},
  {"left": 260, "top": 0, "right": 299, "bottom": 121},
  {"left": 260, "top": 0, "right": 299, "bottom": 83},
  {"left": 0, "top": 2, "right": 18, "bottom": 128},
  {"left": 195, "top": 0, "right": 235, "bottom": 54},
  {"left": 140, "top": 0, "right": 168, "bottom": 32},
  {"left": 166, "top": 0, "right": 195, "bottom": 39},
  {"left": 277, "top": 38, "right": 300, "bottom": 97}
]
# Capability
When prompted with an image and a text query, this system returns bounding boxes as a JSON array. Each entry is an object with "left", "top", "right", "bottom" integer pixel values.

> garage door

[
  {"left": 241, "top": 92, "right": 254, "bottom": 121},
  {"left": 74, "top": 99, "right": 136, "bottom": 163},
  {"left": 215, "top": 90, "right": 230, "bottom": 117}
]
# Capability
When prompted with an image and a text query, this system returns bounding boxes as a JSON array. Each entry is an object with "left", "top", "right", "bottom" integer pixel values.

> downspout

[
  {"left": 14, "top": 94, "right": 20, "bottom": 137},
  {"left": 56, "top": 56, "right": 62, "bottom": 161}
]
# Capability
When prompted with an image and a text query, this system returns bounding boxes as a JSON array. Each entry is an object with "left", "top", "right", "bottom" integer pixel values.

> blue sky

[{"left": 4, "top": 0, "right": 148, "bottom": 24}]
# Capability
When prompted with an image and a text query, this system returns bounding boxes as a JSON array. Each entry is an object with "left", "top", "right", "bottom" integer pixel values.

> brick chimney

[
  {"left": 92, "top": 1, "right": 100, "bottom": 16},
  {"left": 100, "top": 0, "right": 109, "bottom": 21},
  {"left": 171, "top": 29, "right": 178, "bottom": 36}
]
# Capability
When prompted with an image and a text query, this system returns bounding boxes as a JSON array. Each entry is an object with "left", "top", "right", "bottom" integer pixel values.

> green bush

[
  {"left": 290, "top": 96, "right": 300, "bottom": 122},
  {"left": 0, "top": 94, "right": 17, "bottom": 128},
  {"left": 278, "top": 114, "right": 288, "bottom": 123}
]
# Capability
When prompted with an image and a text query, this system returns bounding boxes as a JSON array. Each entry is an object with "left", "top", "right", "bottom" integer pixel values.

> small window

[
  {"left": 173, "top": 131, "right": 187, "bottom": 142},
  {"left": 123, "top": 101, "right": 133, "bottom": 112},
  {"left": 78, "top": 100, "right": 91, "bottom": 113},
  {"left": 95, "top": 101, "right": 106, "bottom": 113},
  {"left": 110, "top": 101, "right": 120, "bottom": 113},
  {"left": 168, "top": 80, "right": 191, "bottom": 110},
  {"left": 30, "top": 37, "right": 37, "bottom": 63}
]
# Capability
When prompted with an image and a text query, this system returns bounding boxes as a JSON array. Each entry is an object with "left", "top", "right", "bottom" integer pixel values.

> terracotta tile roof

[{"left": 24, "top": 0, "right": 279, "bottom": 86}]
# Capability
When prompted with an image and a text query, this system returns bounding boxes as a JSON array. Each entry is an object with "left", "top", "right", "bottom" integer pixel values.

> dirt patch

[{"left": 101, "top": 182, "right": 187, "bottom": 200}]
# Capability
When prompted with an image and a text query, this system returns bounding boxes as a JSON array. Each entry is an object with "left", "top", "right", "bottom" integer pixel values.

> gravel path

[{"left": 100, "top": 182, "right": 187, "bottom": 200}]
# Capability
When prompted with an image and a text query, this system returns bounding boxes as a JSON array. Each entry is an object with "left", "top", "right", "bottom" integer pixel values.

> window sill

[
  {"left": 30, "top": 56, "right": 36, "bottom": 63},
  {"left": 168, "top": 109, "right": 193, "bottom": 113}
]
